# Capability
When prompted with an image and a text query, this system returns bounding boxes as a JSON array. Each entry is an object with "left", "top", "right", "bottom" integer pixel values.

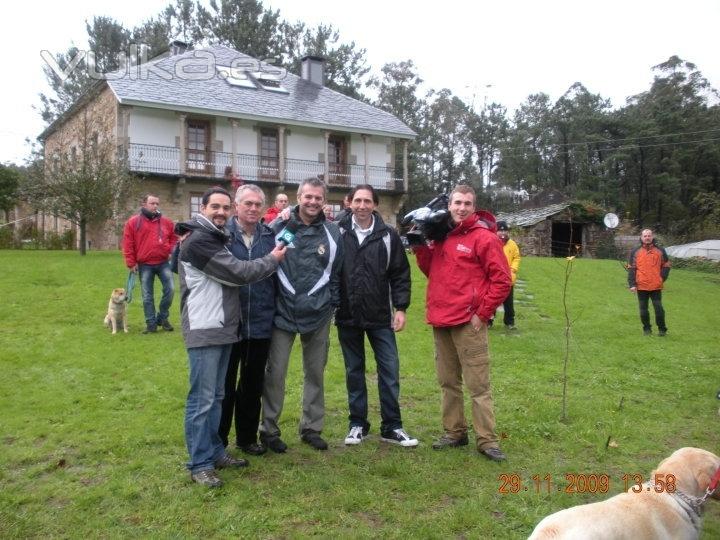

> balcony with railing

[{"left": 126, "top": 143, "right": 405, "bottom": 192}]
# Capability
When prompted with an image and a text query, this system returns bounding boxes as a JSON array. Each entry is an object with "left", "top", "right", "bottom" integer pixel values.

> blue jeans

[
  {"left": 139, "top": 262, "right": 174, "bottom": 325},
  {"left": 337, "top": 326, "right": 402, "bottom": 434},
  {"left": 184, "top": 344, "right": 232, "bottom": 473}
]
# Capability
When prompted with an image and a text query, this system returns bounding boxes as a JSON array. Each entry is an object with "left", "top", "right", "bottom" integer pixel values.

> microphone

[{"left": 276, "top": 218, "right": 299, "bottom": 246}]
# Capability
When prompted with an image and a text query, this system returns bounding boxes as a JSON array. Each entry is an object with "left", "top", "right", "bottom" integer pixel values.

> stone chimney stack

[{"left": 300, "top": 55, "right": 325, "bottom": 87}]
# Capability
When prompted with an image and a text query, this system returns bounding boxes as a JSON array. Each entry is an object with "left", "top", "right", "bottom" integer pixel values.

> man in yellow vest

[{"left": 494, "top": 221, "right": 520, "bottom": 329}]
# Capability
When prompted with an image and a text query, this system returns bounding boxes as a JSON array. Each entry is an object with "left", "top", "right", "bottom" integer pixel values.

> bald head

[
  {"left": 641, "top": 229, "right": 654, "bottom": 246},
  {"left": 274, "top": 193, "right": 289, "bottom": 210}
]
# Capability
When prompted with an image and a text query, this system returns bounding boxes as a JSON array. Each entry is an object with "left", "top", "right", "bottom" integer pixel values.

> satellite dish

[{"left": 603, "top": 213, "right": 619, "bottom": 229}]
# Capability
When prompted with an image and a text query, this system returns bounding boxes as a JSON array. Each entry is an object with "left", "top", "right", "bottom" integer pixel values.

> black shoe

[
  {"left": 432, "top": 433, "right": 469, "bottom": 450},
  {"left": 658, "top": 330, "right": 667, "bottom": 337},
  {"left": 159, "top": 319, "right": 174, "bottom": 331},
  {"left": 239, "top": 442, "right": 267, "bottom": 456},
  {"left": 643, "top": 329, "right": 652, "bottom": 336},
  {"left": 301, "top": 431, "right": 328, "bottom": 451},
  {"left": 190, "top": 469, "right": 223, "bottom": 488},
  {"left": 143, "top": 323, "right": 157, "bottom": 334},
  {"left": 260, "top": 435, "right": 287, "bottom": 454},
  {"left": 480, "top": 447, "right": 507, "bottom": 462},
  {"left": 214, "top": 454, "right": 249, "bottom": 469}
]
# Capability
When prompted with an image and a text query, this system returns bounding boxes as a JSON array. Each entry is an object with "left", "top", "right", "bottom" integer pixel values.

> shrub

[
  {"left": 60, "top": 228, "right": 76, "bottom": 250},
  {"left": 0, "top": 226, "right": 14, "bottom": 249},
  {"left": 669, "top": 256, "right": 720, "bottom": 274},
  {"left": 594, "top": 234, "right": 620, "bottom": 260},
  {"left": 45, "top": 232, "right": 65, "bottom": 250}
]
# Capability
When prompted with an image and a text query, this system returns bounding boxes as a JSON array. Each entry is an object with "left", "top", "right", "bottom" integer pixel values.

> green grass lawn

[{"left": 1, "top": 250, "right": 718, "bottom": 538}]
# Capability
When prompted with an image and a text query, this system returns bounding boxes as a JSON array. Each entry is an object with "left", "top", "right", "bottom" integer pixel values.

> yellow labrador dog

[
  {"left": 103, "top": 288, "right": 128, "bottom": 334},
  {"left": 529, "top": 447, "right": 720, "bottom": 540}
]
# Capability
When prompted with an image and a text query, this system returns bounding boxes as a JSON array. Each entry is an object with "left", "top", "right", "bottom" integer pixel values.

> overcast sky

[{"left": 2, "top": 0, "right": 718, "bottom": 164}]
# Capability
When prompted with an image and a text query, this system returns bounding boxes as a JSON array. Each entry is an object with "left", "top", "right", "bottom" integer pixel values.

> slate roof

[
  {"left": 104, "top": 45, "right": 415, "bottom": 139},
  {"left": 496, "top": 203, "right": 571, "bottom": 228}
]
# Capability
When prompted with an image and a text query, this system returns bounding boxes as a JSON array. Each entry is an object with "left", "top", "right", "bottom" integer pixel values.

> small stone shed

[{"left": 496, "top": 202, "right": 612, "bottom": 258}]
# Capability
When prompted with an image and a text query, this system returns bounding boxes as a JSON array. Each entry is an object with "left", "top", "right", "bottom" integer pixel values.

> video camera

[{"left": 401, "top": 193, "right": 452, "bottom": 246}]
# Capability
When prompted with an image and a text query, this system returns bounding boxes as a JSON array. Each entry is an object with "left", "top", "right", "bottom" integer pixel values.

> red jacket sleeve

[
  {"left": 475, "top": 236, "right": 512, "bottom": 321},
  {"left": 263, "top": 207, "right": 280, "bottom": 223},
  {"left": 164, "top": 218, "right": 178, "bottom": 255},
  {"left": 122, "top": 217, "right": 137, "bottom": 268},
  {"left": 414, "top": 244, "right": 432, "bottom": 277}
]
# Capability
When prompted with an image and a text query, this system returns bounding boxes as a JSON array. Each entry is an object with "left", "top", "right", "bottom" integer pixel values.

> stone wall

[
  {"left": 40, "top": 86, "right": 121, "bottom": 250},
  {"left": 44, "top": 86, "right": 118, "bottom": 160},
  {"left": 509, "top": 213, "right": 609, "bottom": 259}
]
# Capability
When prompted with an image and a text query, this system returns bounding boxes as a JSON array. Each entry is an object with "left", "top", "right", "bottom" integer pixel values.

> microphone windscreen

[
  {"left": 284, "top": 219, "right": 300, "bottom": 234},
  {"left": 276, "top": 218, "right": 299, "bottom": 245}
]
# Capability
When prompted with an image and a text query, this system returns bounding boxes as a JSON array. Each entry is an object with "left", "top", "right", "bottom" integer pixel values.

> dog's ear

[
  {"left": 681, "top": 450, "right": 720, "bottom": 498},
  {"left": 697, "top": 453, "right": 720, "bottom": 499}
]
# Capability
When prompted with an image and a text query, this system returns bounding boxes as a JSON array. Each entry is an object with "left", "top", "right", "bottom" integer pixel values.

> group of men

[{"left": 121, "top": 180, "right": 671, "bottom": 489}]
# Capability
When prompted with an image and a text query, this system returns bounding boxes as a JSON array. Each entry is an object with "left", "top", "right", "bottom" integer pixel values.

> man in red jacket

[
  {"left": 414, "top": 185, "right": 511, "bottom": 461},
  {"left": 123, "top": 193, "right": 177, "bottom": 333},
  {"left": 262, "top": 192, "right": 289, "bottom": 224}
]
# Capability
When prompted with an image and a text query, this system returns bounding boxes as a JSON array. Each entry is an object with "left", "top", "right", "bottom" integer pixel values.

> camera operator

[{"left": 413, "top": 184, "right": 511, "bottom": 461}]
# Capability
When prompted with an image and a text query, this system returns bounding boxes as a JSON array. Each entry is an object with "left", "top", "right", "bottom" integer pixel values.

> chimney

[
  {"left": 300, "top": 55, "right": 325, "bottom": 87},
  {"left": 169, "top": 39, "right": 190, "bottom": 56}
]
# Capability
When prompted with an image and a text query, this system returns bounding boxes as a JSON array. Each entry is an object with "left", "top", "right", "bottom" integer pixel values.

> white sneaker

[
  {"left": 344, "top": 426, "right": 364, "bottom": 445},
  {"left": 381, "top": 428, "right": 418, "bottom": 447}
]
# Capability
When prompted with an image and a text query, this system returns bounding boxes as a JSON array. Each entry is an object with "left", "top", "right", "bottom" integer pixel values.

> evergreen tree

[{"left": 196, "top": 0, "right": 285, "bottom": 60}]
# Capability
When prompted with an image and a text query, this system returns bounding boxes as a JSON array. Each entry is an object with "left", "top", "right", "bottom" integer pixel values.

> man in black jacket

[{"left": 336, "top": 185, "right": 417, "bottom": 447}]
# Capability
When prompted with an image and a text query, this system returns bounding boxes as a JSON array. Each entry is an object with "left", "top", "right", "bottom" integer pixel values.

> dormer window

[
  {"left": 251, "top": 71, "right": 289, "bottom": 94},
  {"left": 216, "top": 65, "right": 256, "bottom": 89},
  {"left": 216, "top": 65, "right": 287, "bottom": 93}
]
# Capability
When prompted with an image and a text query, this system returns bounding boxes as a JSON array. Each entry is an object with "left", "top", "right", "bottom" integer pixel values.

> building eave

[{"left": 119, "top": 98, "right": 416, "bottom": 140}]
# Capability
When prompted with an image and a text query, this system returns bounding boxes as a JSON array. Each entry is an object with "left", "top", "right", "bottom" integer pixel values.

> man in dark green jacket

[
  {"left": 260, "top": 178, "right": 343, "bottom": 452},
  {"left": 336, "top": 185, "right": 417, "bottom": 448}
]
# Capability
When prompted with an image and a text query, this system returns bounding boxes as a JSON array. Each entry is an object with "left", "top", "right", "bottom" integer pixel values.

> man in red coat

[
  {"left": 414, "top": 185, "right": 511, "bottom": 461},
  {"left": 262, "top": 192, "right": 289, "bottom": 224},
  {"left": 122, "top": 193, "right": 177, "bottom": 333}
]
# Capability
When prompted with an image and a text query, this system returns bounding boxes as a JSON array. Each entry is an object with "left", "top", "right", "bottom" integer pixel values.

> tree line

[
  {"left": 375, "top": 58, "right": 720, "bottom": 241},
  {"left": 15, "top": 0, "right": 720, "bottom": 243}
]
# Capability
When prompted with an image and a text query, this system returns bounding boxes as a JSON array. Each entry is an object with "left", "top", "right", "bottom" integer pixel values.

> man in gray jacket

[
  {"left": 260, "top": 178, "right": 343, "bottom": 452},
  {"left": 177, "top": 187, "right": 286, "bottom": 488}
]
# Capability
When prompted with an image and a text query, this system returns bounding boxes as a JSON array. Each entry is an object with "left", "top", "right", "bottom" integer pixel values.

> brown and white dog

[
  {"left": 103, "top": 288, "right": 128, "bottom": 334},
  {"left": 529, "top": 447, "right": 720, "bottom": 540}
]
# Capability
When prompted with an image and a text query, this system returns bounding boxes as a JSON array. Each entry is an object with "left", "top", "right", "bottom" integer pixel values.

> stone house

[
  {"left": 496, "top": 202, "right": 613, "bottom": 258},
  {"left": 37, "top": 42, "right": 416, "bottom": 249}
]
